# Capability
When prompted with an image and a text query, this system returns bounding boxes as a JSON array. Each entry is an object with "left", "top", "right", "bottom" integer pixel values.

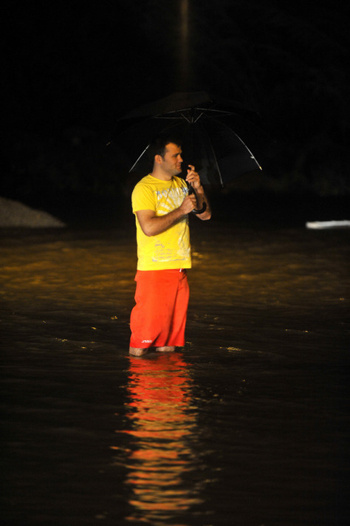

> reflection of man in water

[
  {"left": 129, "top": 135, "right": 211, "bottom": 356},
  {"left": 122, "top": 353, "right": 202, "bottom": 521}
]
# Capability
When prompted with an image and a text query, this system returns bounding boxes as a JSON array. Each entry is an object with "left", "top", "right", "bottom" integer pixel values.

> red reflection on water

[{"left": 115, "top": 352, "right": 202, "bottom": 523}]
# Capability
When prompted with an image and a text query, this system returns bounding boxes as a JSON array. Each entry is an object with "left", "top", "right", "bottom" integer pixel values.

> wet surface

[{"left": 1, "top": 221, "right": 349, "bottom": 525}]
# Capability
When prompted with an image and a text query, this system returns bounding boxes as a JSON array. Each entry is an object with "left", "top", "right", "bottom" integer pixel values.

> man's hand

[
  {"left": 180, "top": 194, "right": 197, "bottom": 214},
  {"left": 186, "top": 165, "right": 202, "bottom": 190},
  {"left": 185, "top": 164, "right": 212, "bottom": 221}
]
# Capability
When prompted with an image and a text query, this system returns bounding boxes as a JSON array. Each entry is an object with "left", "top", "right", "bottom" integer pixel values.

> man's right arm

[{"left": 136, "top": 195, "right": 197, "bottom": 237}]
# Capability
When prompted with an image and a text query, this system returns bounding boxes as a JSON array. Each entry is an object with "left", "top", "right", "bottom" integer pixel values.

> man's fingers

[{"left": 181, "top": 195, "right": 196, "bottom": 214}]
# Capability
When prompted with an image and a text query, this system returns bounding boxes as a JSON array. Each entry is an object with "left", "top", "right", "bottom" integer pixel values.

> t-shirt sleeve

[{"left": 132, "top": 183, "right": 155, "bottom": 213}]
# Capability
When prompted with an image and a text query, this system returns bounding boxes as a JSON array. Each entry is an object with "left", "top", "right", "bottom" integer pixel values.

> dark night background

[{"left": 2, "top": 0, "right": 350, "bottom": 226}]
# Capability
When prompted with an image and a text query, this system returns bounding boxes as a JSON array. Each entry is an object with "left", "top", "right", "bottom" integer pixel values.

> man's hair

[{"left": 147, "top": 133, "right": 182, "bottom": 161}]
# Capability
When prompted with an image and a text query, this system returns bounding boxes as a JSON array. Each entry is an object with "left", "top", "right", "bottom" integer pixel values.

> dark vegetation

[{"left": 2, "top": 1, "right": 349, "bottom": 225}]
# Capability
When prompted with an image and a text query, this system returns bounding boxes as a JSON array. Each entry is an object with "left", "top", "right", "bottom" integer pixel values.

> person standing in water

[{"left": 129, "top": 135, "right": 211, "bottom": 356}]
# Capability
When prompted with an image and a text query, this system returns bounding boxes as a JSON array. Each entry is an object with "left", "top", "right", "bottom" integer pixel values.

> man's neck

[{"left": 151, "top": 170, "right": 173, "bottom": 181}]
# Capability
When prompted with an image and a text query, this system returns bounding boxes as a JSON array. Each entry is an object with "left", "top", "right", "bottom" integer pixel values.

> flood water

[{"left": 1, "top": 219, "right": 349, "bottom": 525}]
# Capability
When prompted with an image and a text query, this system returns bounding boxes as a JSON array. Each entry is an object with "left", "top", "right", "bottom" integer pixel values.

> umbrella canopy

[{"left": 116, "top": 91, "right": 263, "bottom": 187}]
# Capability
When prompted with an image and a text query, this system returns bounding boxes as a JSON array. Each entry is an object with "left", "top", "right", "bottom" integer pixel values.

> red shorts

[{"left": 130, "top": 269, "right": 190, "bottom": 349}]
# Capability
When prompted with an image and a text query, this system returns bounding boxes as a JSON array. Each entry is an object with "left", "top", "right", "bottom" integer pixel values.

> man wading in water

[{"left": 129, "top": 135, "right": 211, "bottom": 356}]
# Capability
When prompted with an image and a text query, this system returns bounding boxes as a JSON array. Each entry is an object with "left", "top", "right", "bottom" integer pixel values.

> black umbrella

[{"left": 116, "top": 91, "right": 263, "bottom": 188}]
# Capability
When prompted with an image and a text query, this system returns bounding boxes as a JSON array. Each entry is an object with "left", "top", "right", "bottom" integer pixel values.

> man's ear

[{"left": 154, "top": 154, "right": 163, "bottom": 165}]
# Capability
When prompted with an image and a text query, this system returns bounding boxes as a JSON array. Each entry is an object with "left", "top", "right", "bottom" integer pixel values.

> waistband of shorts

[{"left": 136, "top": 268, "right": 187, "bottom": 275}]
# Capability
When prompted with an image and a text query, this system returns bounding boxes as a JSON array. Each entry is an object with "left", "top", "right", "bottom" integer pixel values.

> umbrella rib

[
  {"left": 155, "top": 115, "right": 182, "bottom": 120},
  {"left": 204, "top": 130, "right": 225, "bottom": 187},
  {"left": 232, "top": 131, "right": 262, "bottom": 170},
  {"left": 180, "top": 111, "right": 204, "bottom": 124},
  {"left": 196, "top": 107, "right": 235, "bottom": 116},
  {"left": 180, "top": 112, "right": 191, "bottom": 123},
  {"left": 194, "top": 111, "right": 204, "bottom": 123},
  {"left": 129, "top": 144, "right": 150, "bottom": 173}
]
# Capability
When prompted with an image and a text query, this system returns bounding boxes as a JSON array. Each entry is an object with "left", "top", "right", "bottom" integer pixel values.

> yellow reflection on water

[{"left": 114, "top": 352, "right": 202, "bottom": 524}]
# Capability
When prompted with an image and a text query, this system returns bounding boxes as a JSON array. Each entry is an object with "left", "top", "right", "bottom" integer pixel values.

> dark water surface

[{"left": 1, "top": 221, "right": 349, "bottom": 525}]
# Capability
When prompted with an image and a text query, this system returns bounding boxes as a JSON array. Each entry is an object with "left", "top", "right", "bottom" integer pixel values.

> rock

[{"left": 0, "top": 197, "right": 66, "bottom": 228}]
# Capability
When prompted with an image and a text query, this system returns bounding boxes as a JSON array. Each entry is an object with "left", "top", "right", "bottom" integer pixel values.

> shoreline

[{"left": 1, "top": 191, "right": 349, "bottom": 230}]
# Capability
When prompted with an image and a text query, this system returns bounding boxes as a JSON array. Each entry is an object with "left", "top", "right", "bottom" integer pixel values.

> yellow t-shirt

[{"left": 132, "top": 174, "right": 192, "bottom": 270}]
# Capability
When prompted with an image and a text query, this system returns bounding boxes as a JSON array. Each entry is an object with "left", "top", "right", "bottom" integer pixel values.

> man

[{"left": 129, "top": 135, "right": 211, "bottom": 356}]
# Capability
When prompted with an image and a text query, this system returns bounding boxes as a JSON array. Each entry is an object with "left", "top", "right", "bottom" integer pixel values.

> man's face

[{"left": 159, "top": 143, "right": 183, "bottom": 177}]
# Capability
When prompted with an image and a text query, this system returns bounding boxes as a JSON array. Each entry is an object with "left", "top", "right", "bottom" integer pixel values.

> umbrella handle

[{"left": 188, "top": 185, "right": 207, "bottom": 215}]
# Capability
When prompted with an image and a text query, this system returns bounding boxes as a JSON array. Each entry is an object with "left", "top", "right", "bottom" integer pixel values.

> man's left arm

[{"left": 186, "top": 165, "right": 212, "bottom": 221}]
